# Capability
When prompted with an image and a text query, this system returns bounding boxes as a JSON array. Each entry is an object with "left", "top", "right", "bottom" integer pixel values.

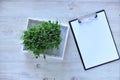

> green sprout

[{"left": 22, "top": 21, "right": 62, "bottom": 59}]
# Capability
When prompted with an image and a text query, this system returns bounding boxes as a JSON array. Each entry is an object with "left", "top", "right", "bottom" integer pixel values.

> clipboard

[{"left": 69, "top": 10, "right": 120, "bottom": 70}]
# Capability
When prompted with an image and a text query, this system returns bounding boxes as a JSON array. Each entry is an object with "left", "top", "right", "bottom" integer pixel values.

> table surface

[{"left": 0, "top": 0, "right": 120, "bottom": 80}]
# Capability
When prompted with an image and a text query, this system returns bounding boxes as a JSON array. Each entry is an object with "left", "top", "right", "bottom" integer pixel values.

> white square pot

[{"left": 24, "top": 18, "right": 69, "bottom": 61}]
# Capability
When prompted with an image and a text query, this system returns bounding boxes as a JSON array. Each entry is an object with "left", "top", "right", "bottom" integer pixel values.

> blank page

[{"left": 70, "top": 11, "right": 119, "bottom": 69}]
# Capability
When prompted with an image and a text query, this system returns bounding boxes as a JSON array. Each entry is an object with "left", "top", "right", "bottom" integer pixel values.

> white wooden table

[{"left": 0, "top": 0, "right": 120, "bottom": 80}]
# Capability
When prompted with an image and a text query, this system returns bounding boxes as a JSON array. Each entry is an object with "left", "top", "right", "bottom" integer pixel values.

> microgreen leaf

[{"left": 22, "top": 21, "right": 62, "bottom": 59}]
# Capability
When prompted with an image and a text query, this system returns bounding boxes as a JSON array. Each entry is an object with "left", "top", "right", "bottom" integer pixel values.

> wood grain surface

[{"left": 0, "top": 0, "right": 120, "bottom": 80}]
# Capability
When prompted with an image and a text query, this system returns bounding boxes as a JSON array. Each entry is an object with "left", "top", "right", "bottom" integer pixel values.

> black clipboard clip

[{"left": 78, "top": 12, "right": 98, "bottom": 23}]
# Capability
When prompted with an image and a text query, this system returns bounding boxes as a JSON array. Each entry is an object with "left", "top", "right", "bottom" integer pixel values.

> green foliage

[{"left": 22, "top": 21, "right": 62, "bottom": 59}]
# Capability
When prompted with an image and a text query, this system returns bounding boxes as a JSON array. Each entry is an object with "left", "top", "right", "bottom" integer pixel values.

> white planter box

[{"left": 23, "top": 18, "right": 69, "bottom": 61}]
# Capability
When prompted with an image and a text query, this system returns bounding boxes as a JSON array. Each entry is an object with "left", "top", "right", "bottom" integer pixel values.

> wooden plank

[{"left": 0, "top": 0, "right": 120, "bottom": 80}]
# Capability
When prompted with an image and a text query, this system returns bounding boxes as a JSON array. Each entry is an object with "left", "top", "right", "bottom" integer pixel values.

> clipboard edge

[{"left": 69, "top": 19, "right": 87, "bottom": 70}]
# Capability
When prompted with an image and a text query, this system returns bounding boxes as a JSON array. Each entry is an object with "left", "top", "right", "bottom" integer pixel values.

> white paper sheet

[{"left": 70, "top": 11, "right": 119, "bottom": 69}]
